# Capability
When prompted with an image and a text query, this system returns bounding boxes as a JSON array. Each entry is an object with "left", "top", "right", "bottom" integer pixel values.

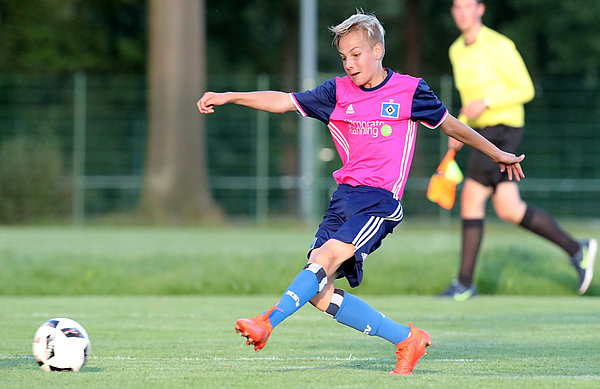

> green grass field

[
  {"left": 1, "top": 295, "right": 599, "bottom": 388},
  {"left": 0, "top": 221, "right": 599, "bottom": 387}
]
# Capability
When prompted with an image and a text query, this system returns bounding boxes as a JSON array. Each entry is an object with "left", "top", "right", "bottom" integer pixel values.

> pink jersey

[{"left": 291, "top": 70, "right": 448, "bottom": 199}]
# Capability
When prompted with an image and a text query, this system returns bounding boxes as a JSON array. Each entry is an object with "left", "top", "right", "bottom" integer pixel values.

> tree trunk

[
  {"left": 403, "top": 0, "right": 422, "bottom": 76},
  {"left": 140, "top": 0, "right": 223, "bottom": 224}
]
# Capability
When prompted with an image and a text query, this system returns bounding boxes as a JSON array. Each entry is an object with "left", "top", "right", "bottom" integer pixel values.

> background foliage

[
  {"left": 0, "top": 0, "right": 599, "bottom": 78},
  {"left": 0, "top": 0, "right": 146, "bottom": 72},
  {"left": 0, "top": 0, "right": 599, "bottom": 222},
  {"left": 0, "top": 134, "right": 66, "bottom": 222}
]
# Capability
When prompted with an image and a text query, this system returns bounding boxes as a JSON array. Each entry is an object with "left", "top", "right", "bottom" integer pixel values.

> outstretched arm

[
  {"left": 440, "top": 114, "right": 525, "bottom": 181},
  {"left": 197, "top": 91, "right": 296, "bottom": 114}
]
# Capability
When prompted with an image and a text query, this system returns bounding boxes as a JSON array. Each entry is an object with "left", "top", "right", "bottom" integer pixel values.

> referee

[{"left": 439, "top": 0, "right": 597, "bottom": 300}]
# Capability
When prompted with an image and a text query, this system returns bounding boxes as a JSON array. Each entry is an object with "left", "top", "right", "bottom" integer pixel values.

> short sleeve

[
  {"left": 411, "top": 79, "right": 448, "bottom": 129},
  {"left": 291, "top": 78, "right": 337, "bottom": 124}
]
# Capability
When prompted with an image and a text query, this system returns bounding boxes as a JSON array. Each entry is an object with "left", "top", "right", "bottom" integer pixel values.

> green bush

[{"left": 0, "top": 135, "right": 66, "bottom": 223}]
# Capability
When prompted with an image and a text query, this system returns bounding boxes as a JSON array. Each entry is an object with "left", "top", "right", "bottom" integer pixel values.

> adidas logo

[
  {"left": 361, "top": 252, "right": 368, "bottom": 260},
  {"left": 345, "top": 104, "right": 355, "bottom": 114},
  {"left": 286, "top": 290, "right": 300, "bottom": 307}
]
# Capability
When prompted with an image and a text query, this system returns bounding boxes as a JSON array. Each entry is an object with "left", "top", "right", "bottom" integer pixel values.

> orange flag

[{"left": 427, "top": 149, "right": 463, "bottom": 210}]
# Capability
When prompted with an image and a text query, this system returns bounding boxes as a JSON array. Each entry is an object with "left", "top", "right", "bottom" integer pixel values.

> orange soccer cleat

[
  {"left": 389, "top": 322, "right": 432, "bottom": 375},
  {"left": 235, "top": 306, "right": 277, "bottom": 352}
]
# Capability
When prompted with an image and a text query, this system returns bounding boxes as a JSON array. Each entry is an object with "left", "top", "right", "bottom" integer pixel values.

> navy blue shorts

[{"left": 307, "top": 184, "right": 403, "bottom": 287}]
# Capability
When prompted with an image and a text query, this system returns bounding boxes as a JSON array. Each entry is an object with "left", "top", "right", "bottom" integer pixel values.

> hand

[
  {"left": 460, "top": 99, "right": 488, "bottom": 120},
  {"left": 196, "top": 92, "right": 229, "bottom": 114},
  {"left": 497, "top": 153, "right": 525, "bottom": 181}
]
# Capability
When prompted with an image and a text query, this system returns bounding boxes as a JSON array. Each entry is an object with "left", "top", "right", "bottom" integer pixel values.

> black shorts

[{"left": 467, "top": 125, "right": 523, "bottom": 188}]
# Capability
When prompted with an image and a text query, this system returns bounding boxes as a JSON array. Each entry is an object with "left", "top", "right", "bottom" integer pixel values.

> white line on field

[
  {"left": 1, "top": 355, "right": 477, "bottom": 362},
  {"left": 94, "top": 355, "right": 383, "bottom": 362}
]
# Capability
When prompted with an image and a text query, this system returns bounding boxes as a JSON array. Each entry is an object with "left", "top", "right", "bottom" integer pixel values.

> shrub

[{"left": 0, "top": 135, "right": 66, "bottom": 223}]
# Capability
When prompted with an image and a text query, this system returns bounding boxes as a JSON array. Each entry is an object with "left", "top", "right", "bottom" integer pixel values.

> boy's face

[
  {"left": 338, "top": 30, "right": 383, "bottom": 88},
  {"left": 451, "top": 0, "right": 484, "bottom": 33}
]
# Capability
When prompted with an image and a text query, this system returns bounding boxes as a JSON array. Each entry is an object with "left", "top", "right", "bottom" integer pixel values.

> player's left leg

[
  {"left": 310, "top": 285, "right": 430, "bottom": 375},
  {"left": 310, "top": 280, "right": 411, "bottom": 346},
  {"left": 309, "top": 214, "right": 431, "bottom": 374}
]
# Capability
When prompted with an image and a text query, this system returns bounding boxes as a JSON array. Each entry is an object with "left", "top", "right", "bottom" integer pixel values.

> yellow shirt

[{"left": 449, "top": 26, "right": 534, "bottom": 129}]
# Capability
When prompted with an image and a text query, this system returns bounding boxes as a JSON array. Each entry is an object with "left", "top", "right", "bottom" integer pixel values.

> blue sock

[
  {"left": 331, "top": 290, "right": 410, "bottom": 344},
  {"left": 268, "top": 264, "right": 327, "bottom": 328}
]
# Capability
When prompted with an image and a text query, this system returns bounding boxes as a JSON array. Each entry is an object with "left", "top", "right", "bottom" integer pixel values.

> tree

[
  {"left": 0, "top": 0, "right": 146, "bottom": 73},
  {"left": 139, "top": 0, "right": 222, "bottom": 223},
  {"left": 402, "top": 0, "right": 422, "bottom": 76}
]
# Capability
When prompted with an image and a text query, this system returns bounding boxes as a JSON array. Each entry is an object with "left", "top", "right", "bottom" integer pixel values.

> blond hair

[{"left": 329, "top": 10, "right": 386, "bottom": 58}]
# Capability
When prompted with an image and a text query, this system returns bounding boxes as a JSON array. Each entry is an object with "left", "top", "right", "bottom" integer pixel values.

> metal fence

[{"left": 0, "top": 73, "right": 598, "bottom": 224}]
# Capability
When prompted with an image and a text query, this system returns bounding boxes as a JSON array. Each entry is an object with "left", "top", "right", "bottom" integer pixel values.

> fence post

[
  {"left": 299, "top": 0, "right": 318, "bottom": 223},
  {"left": 256, "top": 74, "right": 269, "bottom": 225},
  {"left": 72, "top": 72, "right": 87, "bottom": 226}
]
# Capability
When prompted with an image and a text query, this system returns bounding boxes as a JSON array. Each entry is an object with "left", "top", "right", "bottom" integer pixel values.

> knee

[
  {"left": 495, "top": 203, "right": 527, "bottom": 224},
  {"left": 311, "top": 245, "right": 333, "bottom": 262},
  {"left": 496, "top": 209, "right": 518, "bottom": 224},
  {"left": 309, "top": 247, "right": 339, "bottom": 276}
]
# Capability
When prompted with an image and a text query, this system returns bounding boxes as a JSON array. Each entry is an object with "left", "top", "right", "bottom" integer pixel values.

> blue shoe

[
  {"left": 438, "top": 279, "right": 476, "bottom": 301},
  {"left": 569, "top": 239, "right": 597, "bottom": 295}
]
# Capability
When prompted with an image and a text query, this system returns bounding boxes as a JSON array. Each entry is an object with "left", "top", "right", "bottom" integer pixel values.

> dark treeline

[{"left": 0, "top": 0, "right": 598, "bottom": 80}]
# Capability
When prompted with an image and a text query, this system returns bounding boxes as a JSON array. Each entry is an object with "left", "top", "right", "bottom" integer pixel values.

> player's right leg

[
  {"left": 235, "top": 262, "right": 328, "bottom": 352},
  {"left": 235, "top": 240, "right": 353, "bottom": 352},
  {"left": 235, "top": 306, "right": 277, "bottom": 352}
]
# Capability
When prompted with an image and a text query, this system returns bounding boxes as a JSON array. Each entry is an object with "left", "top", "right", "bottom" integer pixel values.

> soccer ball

[{"left": 32, "top": 318, "right": 91, "bottom": 372}]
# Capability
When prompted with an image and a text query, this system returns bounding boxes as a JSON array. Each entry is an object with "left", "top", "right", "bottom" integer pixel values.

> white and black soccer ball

[{"left": 32, "top": 318, "right": 91, "bottom": 372}]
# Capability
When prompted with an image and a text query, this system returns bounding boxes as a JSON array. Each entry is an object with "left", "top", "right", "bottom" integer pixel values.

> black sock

[
  {"left": 519, "top": 205, "right": 580, "bottom": 256},
  {"left": 458, "top": 219, "right": 484, "bottom": 287}
]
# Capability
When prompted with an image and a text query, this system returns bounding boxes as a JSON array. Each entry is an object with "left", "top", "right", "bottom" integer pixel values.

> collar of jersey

[
  {"left": 462, "top": 25, "right": 490, "bottom": 47},
  {"left": 359, "top": 68, "right": 394, "bottom": 92}
]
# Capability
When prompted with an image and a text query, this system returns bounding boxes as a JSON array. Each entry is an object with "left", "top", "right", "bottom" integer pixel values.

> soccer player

[
  {"left": 439, "top": 0, "right": 597, "bottom": 301},
  {"left": 197, "top": 10, "right": 524, "bottom": 375}
]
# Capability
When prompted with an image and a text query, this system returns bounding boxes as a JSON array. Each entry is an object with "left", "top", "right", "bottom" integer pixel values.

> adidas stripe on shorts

[{"left": 308, "top": 184, "right": 403, "bottom": 287}]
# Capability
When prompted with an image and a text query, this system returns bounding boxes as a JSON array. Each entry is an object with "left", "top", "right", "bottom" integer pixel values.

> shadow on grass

[
  {"left": 0, "top": 355, "right": 37, "bottom": 369},
  {"left": 272, "top": 363, "right": 438, "bottom": 376},
  {"left": 269, "top": 358, "right": 434, "bottom": 374},
  {"left": 80, "top": 366, "right": 104, "bottom": 372},
  {"left": 0, "top": 355, "right": 103, "bottom": 373},
  {"left": 271, "top": 360, "right": 383, "bottom": 373}
]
